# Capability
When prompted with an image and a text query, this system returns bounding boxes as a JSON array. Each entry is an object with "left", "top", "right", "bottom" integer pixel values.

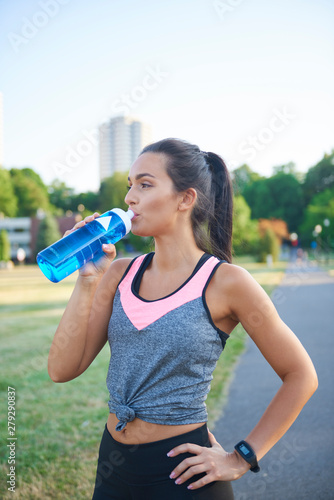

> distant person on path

[{"left": 47, "top": 138, "right": 318, "bottom": 499}]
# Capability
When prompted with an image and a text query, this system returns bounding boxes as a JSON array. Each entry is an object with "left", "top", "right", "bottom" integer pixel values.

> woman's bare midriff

[{"left": 107, "top": 413, "right": 205, "bottom": 445}]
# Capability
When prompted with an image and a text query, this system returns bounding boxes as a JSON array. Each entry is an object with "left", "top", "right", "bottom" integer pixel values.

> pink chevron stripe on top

[{"left": 118, "top": 254, "right": 220, "bottom": 330}]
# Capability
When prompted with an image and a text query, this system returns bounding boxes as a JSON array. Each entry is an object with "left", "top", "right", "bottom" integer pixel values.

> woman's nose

[{"left": 124, "top": 187, "right": 134, "bottom": 206}]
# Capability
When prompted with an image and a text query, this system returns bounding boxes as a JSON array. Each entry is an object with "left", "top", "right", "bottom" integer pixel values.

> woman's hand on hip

[{"left": 167, "top": 430, "right": 250, "bottom": 490}]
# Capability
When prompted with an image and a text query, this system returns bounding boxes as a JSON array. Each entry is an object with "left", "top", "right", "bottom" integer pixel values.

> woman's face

[{"left": 125, "top": 152, "right": 183, "bottom": 237}]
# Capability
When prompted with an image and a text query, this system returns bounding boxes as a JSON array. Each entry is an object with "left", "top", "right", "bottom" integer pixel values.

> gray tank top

[{"left": 106, "top": 252, "right": 230, "bottom": 431}]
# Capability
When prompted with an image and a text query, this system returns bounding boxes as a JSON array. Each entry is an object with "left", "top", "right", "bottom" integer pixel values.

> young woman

[{"left": 48, "top": 138, "right": 318, "bottom": 500}]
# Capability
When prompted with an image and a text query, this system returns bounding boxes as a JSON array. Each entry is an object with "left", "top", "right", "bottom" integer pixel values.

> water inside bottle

[{"left": 37, "top": 216, "right": 126, "bottom": 283}]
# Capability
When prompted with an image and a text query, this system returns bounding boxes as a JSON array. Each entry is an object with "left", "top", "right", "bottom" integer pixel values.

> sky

[{"left": 0, "top": 0, "right": 333, "bottom": 194}]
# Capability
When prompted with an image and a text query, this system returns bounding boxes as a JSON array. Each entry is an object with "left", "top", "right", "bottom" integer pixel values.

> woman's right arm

[{"left": 47, "top": 213, "right": 132, "bottom": 383}]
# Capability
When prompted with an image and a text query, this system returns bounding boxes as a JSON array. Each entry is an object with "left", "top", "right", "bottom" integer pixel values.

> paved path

[{"left": 213, "top": 264, "right": 334, "bottom": 500}]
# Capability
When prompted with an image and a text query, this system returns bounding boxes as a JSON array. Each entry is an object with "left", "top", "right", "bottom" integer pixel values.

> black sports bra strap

[
  {"left": 117, "top": 254, "right": 143, "bottom": 288},
  {"left": 132, "top": 252, "right": 213, "bottom": 302},
  {"left": 132, "top": 253, "right": 155, "bottom": 294}
]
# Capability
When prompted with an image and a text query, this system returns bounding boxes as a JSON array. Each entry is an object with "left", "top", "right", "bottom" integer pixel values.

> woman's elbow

[
  {"left": 48, "top": 358, "right": 82, "bottom": 383},
  {"left": 284, "top": 363, "right": 318, "bottom": 400},
  {"left": 300, "top": 352, "right": 318, "bottom": 397},
  {"left": 48, "top": 365, "right": 67, "bottom": 383},
  {"left": 310, "top": 369, "right": 319, "bottom": 395},
  {"left": 48, "top": 361, "right": 74, "bottom": 383},
  {"left": 301, "top": 364, "right": 318, "bottom": 399}
]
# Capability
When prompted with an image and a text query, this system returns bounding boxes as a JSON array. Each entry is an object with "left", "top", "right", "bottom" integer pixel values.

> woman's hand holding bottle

[{"left": 63, "top": 212, "right": 116, "bottom": 280}]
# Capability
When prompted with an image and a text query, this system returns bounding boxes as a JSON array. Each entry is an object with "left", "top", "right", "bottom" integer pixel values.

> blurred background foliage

[{"left": 0, "top": 149, "right": 333, "bottom": 260}]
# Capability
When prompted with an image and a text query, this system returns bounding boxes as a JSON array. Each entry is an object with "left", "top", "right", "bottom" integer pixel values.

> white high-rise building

[
  {"left": 99, "top": 116, "right": 152, "bottom": 181},
  {"left": 0, "top": 92, "right": 3, "bottom": 166}
]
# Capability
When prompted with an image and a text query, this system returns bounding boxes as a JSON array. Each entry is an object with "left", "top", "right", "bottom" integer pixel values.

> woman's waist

[{"left": 107, "top": 413, "right": 205, "bottom": 445}]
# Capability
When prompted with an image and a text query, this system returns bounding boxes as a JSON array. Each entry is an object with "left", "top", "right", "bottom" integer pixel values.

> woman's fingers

[
  {"left": 167, "top": 434, "right": 245, "bottom": 490},
  {"left": 208, "top": 429, "right": 219, "bottom": 446},
  {"left": 172, "top": 462, "right": 208, "bottom": 484},
  {"left": 169, "top": 455, "right": 201, "bottom": 479},
  {"left": 184, "top": 471, "right": 214, "bottom": 490},
  {"left": 102, "top": 244, "right": 117, "bottom": 261},
  {"left": 63, "top": 212, "right": 100, "bottom": 237},
  {"left": 167, "top": 442, "right": 203, "bottom": 458},
  {"left": 168, "top": 443, "right": 209, "bottom": 485}
]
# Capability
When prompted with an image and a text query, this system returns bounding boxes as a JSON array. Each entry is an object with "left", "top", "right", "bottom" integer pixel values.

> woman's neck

[{"left": 152, "top": 227, "right": 204, "bottom": 275}]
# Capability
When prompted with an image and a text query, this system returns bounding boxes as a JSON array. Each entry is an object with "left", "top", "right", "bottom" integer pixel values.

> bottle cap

[
  {"left": 111, "top": 208, "right": 133, "bottom": 234},
  {"left": 127, "top": 209, "right": 135, "bottom": 219}
]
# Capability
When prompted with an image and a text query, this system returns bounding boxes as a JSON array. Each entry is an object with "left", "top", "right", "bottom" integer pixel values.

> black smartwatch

[{"left": 234, "top": 440, "right": 260, "bottom": 473}]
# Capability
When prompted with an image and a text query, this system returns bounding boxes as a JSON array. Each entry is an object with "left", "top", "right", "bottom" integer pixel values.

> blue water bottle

[{"left": 36, "top": 208, "right": 134, "bottom": 283}]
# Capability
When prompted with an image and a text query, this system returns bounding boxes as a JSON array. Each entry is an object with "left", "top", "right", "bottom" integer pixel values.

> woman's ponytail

[{"left": 205, "top": 152, "right": 233, "bottom": 263}]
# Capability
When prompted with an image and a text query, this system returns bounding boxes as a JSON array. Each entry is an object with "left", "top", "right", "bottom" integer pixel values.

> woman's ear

[{"left": 178, "top": 188, "right": 197, "bottom": 212}]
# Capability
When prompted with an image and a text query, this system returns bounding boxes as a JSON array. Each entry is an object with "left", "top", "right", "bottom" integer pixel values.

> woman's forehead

[{"left": 129, "top": 152, "right": 168, "bottom": 178}]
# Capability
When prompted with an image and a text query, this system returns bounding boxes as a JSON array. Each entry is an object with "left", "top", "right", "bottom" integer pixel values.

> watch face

[{"left": 239, "top": 443, "right": 251, "bottom": 456}]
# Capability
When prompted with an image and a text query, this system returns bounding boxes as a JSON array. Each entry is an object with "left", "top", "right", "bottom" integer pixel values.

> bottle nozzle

[{"left": 127, "top": 209, "right": 135, "bottom": 220}]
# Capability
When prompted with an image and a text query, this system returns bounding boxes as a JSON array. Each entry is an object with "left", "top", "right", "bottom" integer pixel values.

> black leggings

[{"left": 92, "top": 423, "right": 234, "bottom": 500}]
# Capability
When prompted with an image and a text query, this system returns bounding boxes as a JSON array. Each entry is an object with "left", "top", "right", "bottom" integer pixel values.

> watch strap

[{"left": 234, "top": 440, "right": 260, "bottom": 473}]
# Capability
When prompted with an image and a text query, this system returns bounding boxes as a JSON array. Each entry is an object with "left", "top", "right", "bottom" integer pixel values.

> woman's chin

[{"left": 131, "top": 229, "right": 152, "bottom": 238}]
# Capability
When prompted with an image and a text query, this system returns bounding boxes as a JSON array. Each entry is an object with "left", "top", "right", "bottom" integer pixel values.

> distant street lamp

[
  {"left": 36, "top": 208, "right": 45, "bottom": 219},
  {"left": 313, "top": 225, "right": 323, "bottom": 263},
  {"left": 323, "top": 219, "right": 331, "bottom": 264},
  {"left": 289, "top": 233, "right": 298, "bottom": 262},
  {"left": 17, "top": 247, "right": 26, "bottom": 265}
]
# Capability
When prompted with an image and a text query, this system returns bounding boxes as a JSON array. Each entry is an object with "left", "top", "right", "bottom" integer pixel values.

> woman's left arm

[{"left": 168, "top": 264, "right": 318, "bottom": 489}]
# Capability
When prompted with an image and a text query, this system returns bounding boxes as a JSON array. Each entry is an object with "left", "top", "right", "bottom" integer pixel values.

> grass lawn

[{"left": 0, "top": 259, "right": 287, "bottom": 499}]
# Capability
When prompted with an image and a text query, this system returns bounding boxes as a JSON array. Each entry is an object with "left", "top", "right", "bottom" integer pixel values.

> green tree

[
  {"left": 243, "top": 172, "right": 304, "bottom": 231},
  {"left": 232, "top": 195, "right": 259, "bottom": 255},
  {"left": 303, "top": 151, "right": 334, "bottom": 205},
  {"left": 265, "top": 172, "right": 304, "bottom": 231},
  {"left": 18, "top": 167, "right": 48, "bottom": 192},
  {"left": 298, "top": 187, "right": 334, "bottom": 248},
  {"left": 231, "top": 164, "right": 262, "bottom": 195},
  {"left": 0, "top": 168, "right": 18, "bottom": 216},
  {"left": 243, "top": 179, "right": 271, "bottom": 219},
  {"left": 72, "top": 191, "right": 99, "bottom": 214},
  {"left": 35, "top": 214, "right": 61, "bottom": 257},
  {"left": 48, "top": 180, "right": 76, "bottom": 213},
  {"left": 98, "top": 173, "right": 128, "bottom": 213},
  {"left": 272, "top": 162, "right": 297, "bottom": 176},
  {"left": 0, "top": 229, "right": 11, "bottom": 262},
  {"left": 47, "top": 180, "right": 99, "bottom": 218},
  {"left": 10, "top": 168, "right": 50, "bottom": 216}
]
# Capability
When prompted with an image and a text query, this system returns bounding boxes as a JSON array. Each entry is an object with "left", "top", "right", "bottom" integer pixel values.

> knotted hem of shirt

[{"left": 115, "top": 404, "right": 136, "bottom": 431}]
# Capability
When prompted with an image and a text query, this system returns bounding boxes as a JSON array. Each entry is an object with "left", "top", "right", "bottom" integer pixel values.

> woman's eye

[{"left": 126, "top": 183, "right": 151, "bottom": 191}]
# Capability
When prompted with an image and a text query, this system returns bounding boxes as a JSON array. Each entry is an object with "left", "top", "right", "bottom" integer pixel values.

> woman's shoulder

[
  {"left": 109, "top": 254, "right": 141, "bottom": 276},
  {"left": 110, "top": 256, "right": 133, "bottom": 273},
  {"left": 212, "top": 259, "right": 260, "bottom": 295},
  {"left": 94, "top": 257, "right": 132, "bottom": 292},
  {"left": 107, "top": 253, "right": 149, "bottom": 282},
  {"left": 215, "top": 259, "right": 251, "bottom": 279},
  {"left": 208, "top": 260, "right": 271, "bottom": 321}
]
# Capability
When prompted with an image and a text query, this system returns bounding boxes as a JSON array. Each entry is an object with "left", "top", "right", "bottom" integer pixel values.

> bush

[
  {"left": 232, "top": 195, "right": 261, "bottom": 257},
  {"left": 0, "top": 229, "right": 11, "bottom": 262},
  {"left": 35, "top": 213, "right": 61, "bottom": 258},
  {"left": 258, "top": 228, "right": 280, "bottom": 263}
]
